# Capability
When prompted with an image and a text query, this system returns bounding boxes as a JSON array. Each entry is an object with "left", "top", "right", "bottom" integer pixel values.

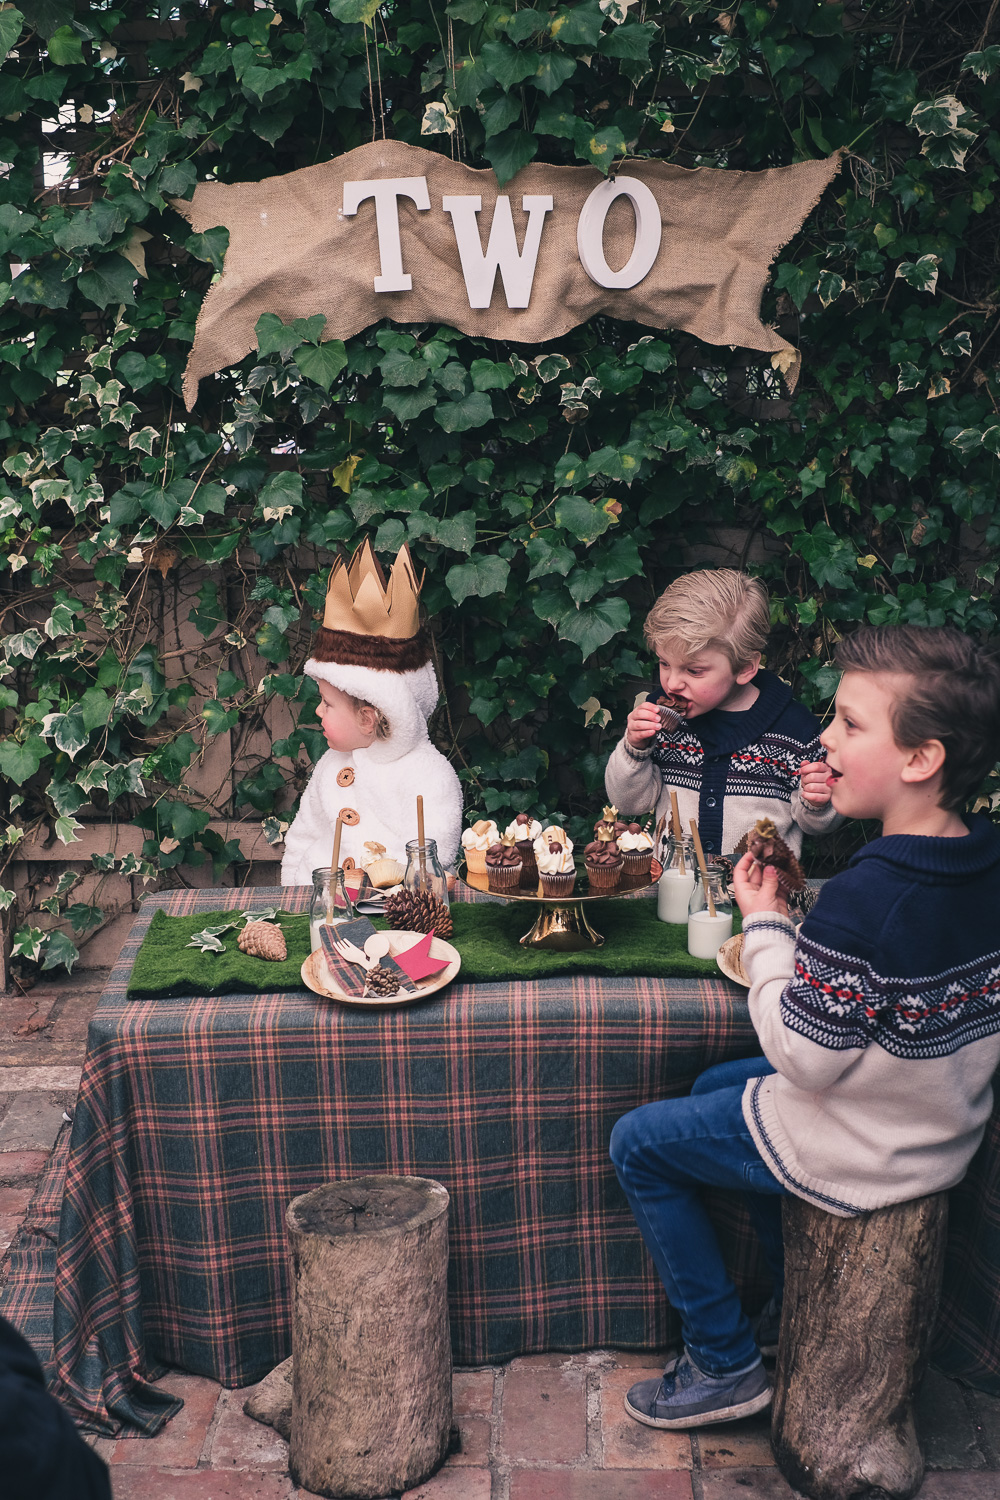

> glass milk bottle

[
  {"left": 657, "top": 835, "right": 697, "bottom": 924},
  {"left": 403, "top": 838, "right": 450, "bottom": 911},
  {"left": 687, "top": 868, "right": 733, "bottom": 959},
  {"left": 309, "top": 867, "right": 357, "bottom": 952}
]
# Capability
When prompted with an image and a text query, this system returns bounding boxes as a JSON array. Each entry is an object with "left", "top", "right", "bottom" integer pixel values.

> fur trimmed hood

[{"left": 304, "top": 657, "right": 440, "bottom": 764}]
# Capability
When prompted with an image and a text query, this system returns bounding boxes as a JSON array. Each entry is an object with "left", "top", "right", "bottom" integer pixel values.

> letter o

[{"left": 576, "top": 176, "right": 662, "bottom": 290}]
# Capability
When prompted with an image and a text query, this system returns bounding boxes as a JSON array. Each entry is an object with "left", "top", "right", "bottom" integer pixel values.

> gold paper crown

[{"left": 322, "top": 539, "right": 422, "bottom": 641}]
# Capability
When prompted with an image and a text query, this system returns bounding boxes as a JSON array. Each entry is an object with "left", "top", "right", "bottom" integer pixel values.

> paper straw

[
  {"left": 688, "top": 818, "right": 716, "bottom": 918},
  {"left": 670, "top": 791, "right": 685, "bottom": 874},
  {"left": 416, "top": 794, "right": 426, "bottom": 882},
  {"left": 328, "top": 816, "right": 343, "bottom": 922}
]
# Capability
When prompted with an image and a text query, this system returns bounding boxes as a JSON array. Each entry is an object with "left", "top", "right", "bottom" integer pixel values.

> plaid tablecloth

[
  {"left": 49, "top": 887, "right": 1000, "bottom": 1437},
  {"left": 51, "top": 886, "right": 769, "bottom": 1435}
]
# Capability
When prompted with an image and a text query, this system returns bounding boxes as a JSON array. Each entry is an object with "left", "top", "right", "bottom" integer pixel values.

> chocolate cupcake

[
  {"left": 486, "top": 839, "right": 523, "bottom": 894},
  {"left": 505, "top": 813, "right": 542, "bottom": 885},
  {"left": 618, "top": 822, "right": 654, "bottom": 877},
  {"left": 585, "top": 837, "right": 623, "bottom": 891}
]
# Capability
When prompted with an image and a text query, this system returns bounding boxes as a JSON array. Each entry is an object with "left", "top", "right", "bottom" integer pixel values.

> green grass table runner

[{"left": 127, "top": 900, "right": 742, "bottom": 999}]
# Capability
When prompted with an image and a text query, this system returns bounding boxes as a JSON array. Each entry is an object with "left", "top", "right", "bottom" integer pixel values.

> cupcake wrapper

[
  {"left": 487, "top": 863, "right": 523, "bottom": 893},
  {"left": 540, "top": 871, "right": 576, "bottom": 896},
  {"left": 621, "top": 850, "right": 653, "bottom": 875},
  {"left": 464, "top": 847, "right": 488, "bottom": 875},
  {"left": 586, "top": 863, "right": 622, "bottom": 891}
]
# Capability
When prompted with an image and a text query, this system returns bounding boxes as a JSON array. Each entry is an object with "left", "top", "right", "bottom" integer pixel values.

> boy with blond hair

[
  {"left": 606, "top": 569, "right": 839, "bottom": 858},
  {"left": 611, "top": 623, "right": 1000, "bottom": 1430}
]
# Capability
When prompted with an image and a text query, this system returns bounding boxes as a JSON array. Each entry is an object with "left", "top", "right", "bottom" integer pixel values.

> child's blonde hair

[
  {"left": 644, "top": 570, "right": 770, "bottom": 671},
  {"left": 346, "top": 692, "right": 390, "bottom": 740}
]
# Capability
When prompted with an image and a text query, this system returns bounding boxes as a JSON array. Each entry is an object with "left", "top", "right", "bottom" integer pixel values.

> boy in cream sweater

[
  {"left": 605, "top": 569, "right": 839, "bottom": 859},
  {"left": 611, "top": 624, "right": 1000, "bottom": 1430}
]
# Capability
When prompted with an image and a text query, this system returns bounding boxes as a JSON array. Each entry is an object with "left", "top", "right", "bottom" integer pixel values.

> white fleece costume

[{"left": 280, "top": 656, "right": 463, "bottom": 885}]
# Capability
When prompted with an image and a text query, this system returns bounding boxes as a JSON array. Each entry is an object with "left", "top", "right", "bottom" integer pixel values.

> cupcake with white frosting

[
  {"left": 618, "top": 822, "right": 654, "bottom": 877},
  {"left": 505, "top": 813, "right": 543, "bottom": 884},
  {"left": 536, "top": 834, "right": 576, "bottom": 896},
  {"left": 461, "top": 818, "right": 500, "bottom": 875}
]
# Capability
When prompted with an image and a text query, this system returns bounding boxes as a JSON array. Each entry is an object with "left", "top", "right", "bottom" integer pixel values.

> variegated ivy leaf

[
  {"left": 129, "top": 427, "right": 159, "bottom": 454},
  {"left": 895, "top": 255, "right": 939, "bottom": 294},
  {"left": 0, "top": 887, "right": 15, "bottom": 911},
  {"left": 940, "top": 331, "right": 972, "bottom": 357},
  {"left": 186, "top": 930, "right": 227, "bottom": 953},
  {"left": 55, "top": 815, "right": 84, "bottom": 844},
  {"left": 4, "top": 628, "right": 43, "bottom": 660},
  {"left": 240, "top": 908, "right": 279, "bottom": 923},
  {"left": 261, "top": 817, "right": 289, "bottom": 846},
  {"left": 55, "top": 870, "right": 80, "bottom": 895},
  {"left": 909, "top": 94, "right": 965, "bottom": 137},
  {"left": 12, "top": 926, "right": 45, "bottom": 962},
  {"left": 421, "top": 102, "right": 456, "bottom": 135}
]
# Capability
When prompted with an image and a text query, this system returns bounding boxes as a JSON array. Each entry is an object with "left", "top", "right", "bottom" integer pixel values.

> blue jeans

[{"left": 610, "top": 1055, "right": 787, "bottom": 1376}]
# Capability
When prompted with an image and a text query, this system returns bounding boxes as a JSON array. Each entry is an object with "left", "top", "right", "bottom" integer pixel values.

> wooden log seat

[
  {"left": 285, "top": 1175, "right": 451, "bottom": 1500},
  {"left": 771, "top": 1191, "right": 949, "bottom": 1500}
]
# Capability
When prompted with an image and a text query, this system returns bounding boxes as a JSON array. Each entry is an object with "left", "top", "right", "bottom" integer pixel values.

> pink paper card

[{"left": 393, "top": 931, "right": 451, "bottom": 983}]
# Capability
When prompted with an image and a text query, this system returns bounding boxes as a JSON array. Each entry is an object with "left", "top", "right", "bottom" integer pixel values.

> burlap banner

[{"left": 177, "top": 139, "right": 840, "bottom": 410}]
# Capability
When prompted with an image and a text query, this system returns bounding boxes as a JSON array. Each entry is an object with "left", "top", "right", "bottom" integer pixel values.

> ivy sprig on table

[{"left": 186, "top": 909, "right": 280, "bottom": 954}]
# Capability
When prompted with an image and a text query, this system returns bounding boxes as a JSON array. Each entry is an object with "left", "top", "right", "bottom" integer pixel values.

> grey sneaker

[
  {"left": 624, "top": 1350, "right": 771, "bottom": 1430},
  {"left": 752, "top": 1295, "right": 782, "bottom": 1358}
]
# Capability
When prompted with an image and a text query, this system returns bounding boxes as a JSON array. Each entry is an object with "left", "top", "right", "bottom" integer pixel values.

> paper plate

[
  {"left": 716, "top": 932, "right": 750, "bottom": 988},
  {"left": 301, "top": 930, "right": 461, "bottom": 1008}
]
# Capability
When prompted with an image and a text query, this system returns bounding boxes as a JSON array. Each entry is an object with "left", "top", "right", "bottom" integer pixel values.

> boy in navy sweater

[
  {"left": 611, "top": 624, "right": 1000, "bottom": 1430},
  {"left": 605, "top": 569, "right": 840, "bottom": 858}
]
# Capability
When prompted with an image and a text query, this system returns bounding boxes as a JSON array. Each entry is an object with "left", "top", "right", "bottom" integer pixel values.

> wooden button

[
  {"left": 339, "top": 807, "right": 360, "bottom": 826},
  {"left": 341, "top": 856, "right": 356, "bottom": 870},
  {"left": 337, "top": 768, "right": 355, "bottom": 787}
]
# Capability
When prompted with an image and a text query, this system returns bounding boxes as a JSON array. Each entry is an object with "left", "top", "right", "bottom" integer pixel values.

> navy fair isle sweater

[
  {"left": 604, "top": 668, "right": 841, "bottom": 856},
  {"left": 741, "top": 815, "right": 1000, "bottom": 1215}
]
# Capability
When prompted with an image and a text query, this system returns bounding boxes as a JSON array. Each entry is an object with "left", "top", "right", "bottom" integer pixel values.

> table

[
  {"left": 50, "top": 889, "right": 1000, "bottom": 1437},
  {"left": 51, "top": 886, "right": 768, "bottom": 1435}
]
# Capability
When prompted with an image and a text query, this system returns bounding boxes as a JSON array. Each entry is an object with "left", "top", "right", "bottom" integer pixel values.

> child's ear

[
  {"left": 900, "top": 738, "right": 947, "bottom": 786},
  {"left": 735, "top": 653, "right": 761, "bottom": 686},
  {"left": 356, "top": 705, "right": 379, "bottom": 737}
]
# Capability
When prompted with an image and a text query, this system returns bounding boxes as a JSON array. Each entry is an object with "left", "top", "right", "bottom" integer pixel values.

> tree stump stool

[
  {"left": 771, "top": 1191, "right": 948, "bottom": 1500},
  {"left": 285, "top": 1175, "right": 451, "bottom": 1500}
]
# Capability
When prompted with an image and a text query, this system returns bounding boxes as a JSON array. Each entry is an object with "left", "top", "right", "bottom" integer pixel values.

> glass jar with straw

[
  {"left": 687, "top": 818, "right": 733, "bottom": 959},
  {"left": 658, "top": 790, "right": 696, "bottom": 924},
  {"left": 308, "top": 813, "right": 357, "bottom": 951}
]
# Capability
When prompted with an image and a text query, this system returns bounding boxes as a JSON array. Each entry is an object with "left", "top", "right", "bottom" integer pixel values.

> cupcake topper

[
  {"left": 601, "top": 804, "right": 619, "bottom": 824},
  {"left": 595, "top": 824, "right": 615, "bottom": 843}
]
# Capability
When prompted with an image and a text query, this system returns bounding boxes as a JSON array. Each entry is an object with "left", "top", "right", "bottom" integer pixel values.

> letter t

[{"left": 342, "top": 177, "right": 431, "bottom": 293}]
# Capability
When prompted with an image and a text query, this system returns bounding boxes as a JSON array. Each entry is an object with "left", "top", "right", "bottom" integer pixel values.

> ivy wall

[{"left": 1, "top": 0, "right": 998, "bottom": 976}]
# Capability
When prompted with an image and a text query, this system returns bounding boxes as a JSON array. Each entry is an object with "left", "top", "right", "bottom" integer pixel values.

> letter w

[{"left": 442, "top": 195, "right": 553, "bottom": 309}]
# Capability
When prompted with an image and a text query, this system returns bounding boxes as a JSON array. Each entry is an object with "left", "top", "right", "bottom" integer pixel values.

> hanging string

[
  {"left": 364, "top": 23, "right": 378, "bottom": 143},
  {"left": 372, "top": 11, "right": 387, "bottom": 140},
  {"left": 447, "top": 15, "right": 459, "bottom": 161}
]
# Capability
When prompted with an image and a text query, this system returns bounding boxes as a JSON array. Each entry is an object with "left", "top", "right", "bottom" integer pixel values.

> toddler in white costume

[{"left": 280, "top": 540, "right": 463, "bottom": 884}]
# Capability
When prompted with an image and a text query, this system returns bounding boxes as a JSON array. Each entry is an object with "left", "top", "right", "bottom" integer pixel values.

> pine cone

[
  {"left": 383, "top": 889, "right": 454, "bottom": 939},
  {"left": 365, "top": 964, "right": 401, "bottom": 997},
  {"left": 238, "top": 920, "right": 287, "bottom": 961}
]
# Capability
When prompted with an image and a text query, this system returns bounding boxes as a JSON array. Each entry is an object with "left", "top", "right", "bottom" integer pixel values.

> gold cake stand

[{"left": 458, "top": 859, "right": 662, "bottom": 951}]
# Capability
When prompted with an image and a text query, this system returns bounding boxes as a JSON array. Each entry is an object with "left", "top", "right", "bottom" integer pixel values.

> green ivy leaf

[
  {"left": 555, "top": 493, "right": 616, "bottom": 543},
  {"left": 484, "top": 128, "right": 538, "bottom": 186},
  {"left": 46, "top": 23, "right": 83, "bottom": 65},
  {"left": 77, "top": 254, "right": 138, "bottom": 309},
  {"left": 0, "top": 735, "right": 46, "bottom": 785},
  {"left": 549, "top": 3, "right": 603, "bottom": 48},
  {"left": 573, "top": 124, "right": 627, "bottom": 172},
  {"left": 531, "top": 53, "right": 576, "bottom": 96},
  {"left": 329, "top": 0, "right": 382, "bottom": 23},
  {"left": 597, "top": 20, "right": 655, "bottom": 59},
  {"left": 481, "top": 40, "right": 542, "bottom": 90},
  {"left": 185, "top": 226, "right": 230, "bottom": 272},
  {"left": 0, "top": 8, "right": 23, "bottom": 59},
  {"left": 435, "top": 390, "right": 493, "bottom": 432},
  {"left": 557, "top": 597, "right": 630, "bottom": 658},
  {"left": 445, "top": 555, "right": 511, "bottom": 605},
  {"left": 202, "top": 699, "right": 240, "bottom": 734},
  {"left": 256, "top": 312, "right": 326, "bottom": 358},
  {"left": 295, "top": 340, "right": 347, "bottom": 390}
]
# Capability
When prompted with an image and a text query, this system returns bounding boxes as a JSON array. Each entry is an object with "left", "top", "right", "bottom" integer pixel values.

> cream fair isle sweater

[{"left": 740, "top": 816, "right": 1000, "bottom": 1216}]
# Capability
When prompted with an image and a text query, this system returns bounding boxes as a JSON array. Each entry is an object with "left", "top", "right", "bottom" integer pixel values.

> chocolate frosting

[{"left": 486, "top": 842, "right": 522, "bottom": 868}]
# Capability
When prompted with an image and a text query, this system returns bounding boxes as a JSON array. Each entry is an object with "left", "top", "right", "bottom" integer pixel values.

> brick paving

[{"left": 3, "top": 970, "right": 1000, "bottom": 1499}]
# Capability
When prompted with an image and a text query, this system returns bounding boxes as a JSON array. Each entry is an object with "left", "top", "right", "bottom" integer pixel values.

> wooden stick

[
  {"left": 328, "top": 816, "right": 344, "bottom": 921},
  {"left": 670, "top": 791, "right": 685, "bottom": 874},
  {"left": 688, "top": 818, "right": 716, "bottom": 918},
  {"left": 416, "top": 794, "right": 427, "bottom": 883}
]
